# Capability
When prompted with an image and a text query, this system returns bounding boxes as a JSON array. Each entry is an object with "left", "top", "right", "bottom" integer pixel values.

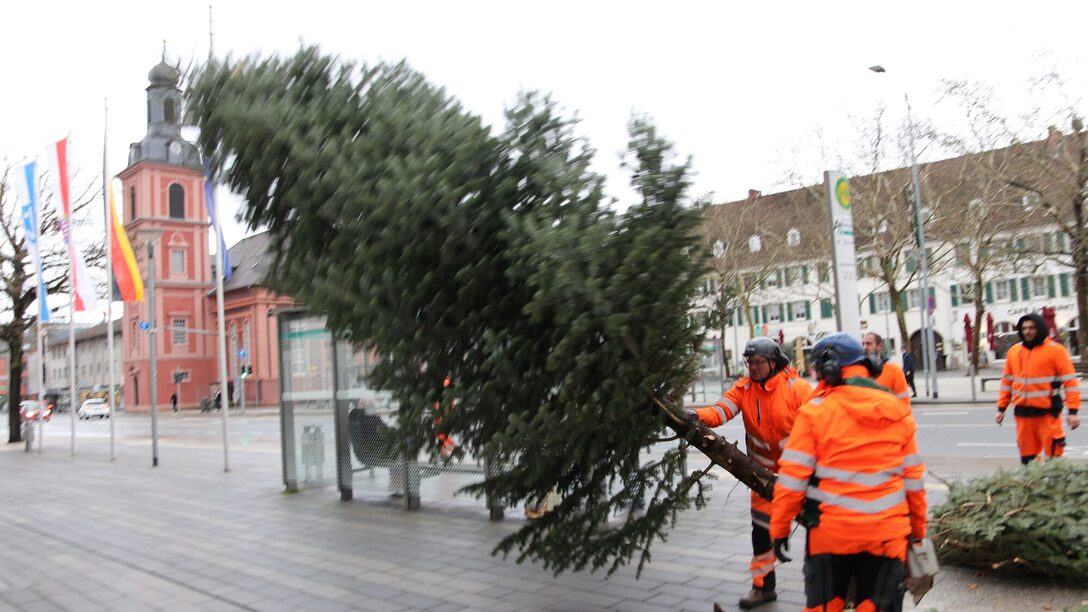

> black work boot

[{"left": 738, "top": 587, "right": 777, "bottom": 609}]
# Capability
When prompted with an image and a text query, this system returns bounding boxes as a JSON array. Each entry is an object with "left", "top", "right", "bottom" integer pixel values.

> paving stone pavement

[{"left": 0, "top": 429, "right": 1085, "bottom": 611}]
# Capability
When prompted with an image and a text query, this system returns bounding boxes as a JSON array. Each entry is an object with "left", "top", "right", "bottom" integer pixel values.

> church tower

[{"left": 119, "top": 57, "right": 217, "bottom": 410}]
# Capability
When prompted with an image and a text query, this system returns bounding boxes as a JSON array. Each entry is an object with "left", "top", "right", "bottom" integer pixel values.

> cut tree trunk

[{"left": 669, "top": 418, "right": 775, "bottom": 500}]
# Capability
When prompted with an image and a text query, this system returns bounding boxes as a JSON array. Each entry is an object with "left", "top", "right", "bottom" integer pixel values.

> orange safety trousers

[
  {"left": 750, "top": 493, "right": 775, "bottom": 588},
  {"left": 1016, "top": 414, "right": 1066, "bottom": 460}
]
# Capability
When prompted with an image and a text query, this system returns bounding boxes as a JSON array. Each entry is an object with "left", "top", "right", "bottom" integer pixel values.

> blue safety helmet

[{"left": 811, "top": 332, "right": 869, "bottom": 386}]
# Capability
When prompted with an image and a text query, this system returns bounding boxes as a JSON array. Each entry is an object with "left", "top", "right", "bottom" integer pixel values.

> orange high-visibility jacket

[
  {"left": 998, "top": 339, "right": 1081, "bottom": 415},
  {"left": 770, "top": 364, "right": 927, "bottom": 553},
  {"left": 874, "top": 360, "right": 911, "bottom": 407},
  {"left": 696, "top": 367, "right": 813, "bottom": 473}
]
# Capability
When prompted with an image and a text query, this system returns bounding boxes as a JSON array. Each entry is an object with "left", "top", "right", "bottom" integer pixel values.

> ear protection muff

[{"left": 815, "top": 347, "right": 843, "bottom": 386}]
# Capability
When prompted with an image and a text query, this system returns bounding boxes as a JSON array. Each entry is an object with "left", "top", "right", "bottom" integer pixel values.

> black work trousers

[{"left": 803, "top": 552, "right": 906, "bottom": 611}]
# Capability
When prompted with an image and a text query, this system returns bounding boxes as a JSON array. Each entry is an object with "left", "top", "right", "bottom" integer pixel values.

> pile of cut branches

[{"left": 930, "top": 460, "right": 1088, "bottom": 583}]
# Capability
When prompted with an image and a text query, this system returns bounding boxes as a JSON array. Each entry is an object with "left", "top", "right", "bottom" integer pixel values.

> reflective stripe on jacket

[
  {"left": 874, "top": 361, "right": 911, "bottom": 408},
  {"left": 696, "top": 367, "right": 813, "bottom": 472},
  {"left": 998, "top": 339, "right": 1081, "bottom": 413},
  {"left": 770, "top": 364, "right": 927, "bottom": 551}
]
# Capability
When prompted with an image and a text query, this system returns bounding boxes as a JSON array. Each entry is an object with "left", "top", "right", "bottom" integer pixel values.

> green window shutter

[
  {"left": 777, "top": 270, "right": 785, "bottom": 286},
  {"left": 805, "top": 301, "right": 812, "bottom": 319},
  {"left": 786, "top": 302, "right": 794, "bottom": 321},
  {"left": 762, "top": 306, "right": 769, "bottom": 323},
  {"left": 1020, "top": 278, "right": 1030, "bottom": 301},
  {"left": 985, "top": 282, "right": 994, "bottom": 304},
  {"left": 801, "top": 265, "right": 810, "bottom": 284},
  {"left": 820, "top": 298, "right": 833, "bottom": 319},
  {"left": 1060, "top": 273, "right": 1070, "bottom": 297},
  {"left": 819, "top": 264, "right": 830, "bottom": 283},
  {"left": 869, "top": 294, "right": 877, "bottom": 314},
  {"left": 1048, "top": 275, "right": 1057, "bottom": 298},
  {"left": 951, "top": 284, "right": 959, "bottom": 307},
  {"left": 752, "top": 307, "right": 759, "bottom": 324},
  {"left": 1009, "top": 278, "right": 1018, "bottom": 301}
]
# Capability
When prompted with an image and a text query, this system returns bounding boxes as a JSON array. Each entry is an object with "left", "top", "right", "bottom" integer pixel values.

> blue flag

[
  {"left": 16, "top": 161, "right": 49, "bottom": 322},
  {"left": 203, "top": 161, "right": 232, "bottom": 281}
]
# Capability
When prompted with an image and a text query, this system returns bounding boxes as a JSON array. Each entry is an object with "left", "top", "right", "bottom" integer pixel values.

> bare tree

[
  {"left": 943, "top": 76, "right": 1088, "bottom": 359},
  {"left": 0, "top": 163, "right": 101, "bottom": 443},
  {"left": 933, "top": 146, "right": 1046, "bottom": 368},
  {"left": 701, "top": 187, "right": 828, "bottom": 373},
  {"left": 776, "top": 108, "right": 956, "bottom": 352}
]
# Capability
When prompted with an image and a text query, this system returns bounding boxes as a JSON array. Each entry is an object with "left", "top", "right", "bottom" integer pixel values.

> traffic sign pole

[{"left": 237, "top": 349, "right": 248, "bottom": 415}]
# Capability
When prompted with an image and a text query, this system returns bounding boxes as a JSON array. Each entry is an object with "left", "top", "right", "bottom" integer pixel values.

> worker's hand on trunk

[
  {"left": 995, "top": 410, "right": 1005, "bottom": 426},
  {"left": 1069, "top": 413, "right": 1080, "bottom": 430},
  {"left": 683, "top": 409, "right": 700, "bottom": 428}
]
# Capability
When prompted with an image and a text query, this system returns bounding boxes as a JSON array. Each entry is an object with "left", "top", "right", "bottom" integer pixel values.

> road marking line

[
  {"left": 956, "top": 442, "right": 1017, "bottom": 447},
  {"left": 916, "top": 424, "right": 994, "bottom": 428},
  {"left": 917, "top": 411, "right": 969, "bottom": 416}
]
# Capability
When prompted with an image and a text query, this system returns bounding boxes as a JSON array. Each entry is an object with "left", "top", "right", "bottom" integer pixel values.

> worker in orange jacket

[
  {"left": 862, "top": 332, "right": 911, "bottom": 408},
  {"left": 996, "top": 313, "right": 1081, "bottom": 463},
  {"left": 770, "top": 332, "right": 927, "bottom": 612},
  {"left": 689, "top": 337, "right": 813, "bottom": 609}
]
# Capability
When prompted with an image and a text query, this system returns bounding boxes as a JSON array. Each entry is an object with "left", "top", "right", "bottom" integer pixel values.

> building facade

[
  {"left": 703, "top": 146, "right": 1080, "bottom": 377},
  {"left": 21, "top": 323, "right": 124, "bottom": 406},
  {"left": 116, "top": 59, "right": 294, "bottom": 411}
]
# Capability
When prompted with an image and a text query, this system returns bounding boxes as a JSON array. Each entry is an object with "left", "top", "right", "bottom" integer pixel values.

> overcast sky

[{"left": 3, "top": 1, "right": 1087, "bottom": 263}]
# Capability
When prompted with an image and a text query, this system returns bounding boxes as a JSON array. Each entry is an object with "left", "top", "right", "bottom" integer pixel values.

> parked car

[
  {"left": 19, "top": 400, "right": 52, "bottom": 422},
  {"left": 77, "top": 398, "right": 110, "bottom": 420}
]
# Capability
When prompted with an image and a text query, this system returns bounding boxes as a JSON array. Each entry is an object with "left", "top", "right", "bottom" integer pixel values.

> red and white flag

[{"left": 47, "top": 137, "right": 98, "bottom": 311}]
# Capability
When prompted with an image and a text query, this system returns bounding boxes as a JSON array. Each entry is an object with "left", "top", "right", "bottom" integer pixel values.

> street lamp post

[
  {"left": 870, "top": 65, "right": 940, "bottom": 398},
  {"left": 139, "top": 229, "right": 163, "bottom": 466}
]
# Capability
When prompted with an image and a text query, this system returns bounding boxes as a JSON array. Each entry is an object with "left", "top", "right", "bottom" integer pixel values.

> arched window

[
  {"left": 229, "top": 323, "right": 239, "bottom": 377},
  {"left": 748, "top": 235, "right": 762, "bottom": 253},
  {"left": 243, "top": 321, "right": 252, "bottom": 371},
  {"left": 163, "top": 98, "right": 177, "bottom": 123},
  {"left": 168, "top": 184, "right": 185, "bottom": 219},
  {"left": 130, "top": 187, "right": 137, "bottom": 221}
]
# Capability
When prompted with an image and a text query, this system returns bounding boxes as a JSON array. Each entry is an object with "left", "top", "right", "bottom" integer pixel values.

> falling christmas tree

[{"left": 187, "top": 48, "right": 772, "bottom": 575}]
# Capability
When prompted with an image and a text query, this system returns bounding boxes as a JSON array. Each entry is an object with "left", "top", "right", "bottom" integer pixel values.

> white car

[{"left": 77, "top": 398, "right": 110, "bottom": 419}]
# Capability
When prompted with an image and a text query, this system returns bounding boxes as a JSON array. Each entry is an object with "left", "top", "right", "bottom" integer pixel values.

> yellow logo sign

[{"left": 835, "top": 178, "right": 851, "bottom": 209}]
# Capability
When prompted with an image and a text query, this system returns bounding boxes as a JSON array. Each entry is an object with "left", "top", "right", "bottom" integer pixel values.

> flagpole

[
  {"left": 67, "top": 278, "right": 76, "bottom": 456},
  {"left": 36, "top": 320, "right": 45, "bottom": 453},
  {"left": 213, "top": 181, "right": 231, "bottom": 473},
  {"left": 104, "top": 99, "right": 116, "bottom": 460},
  {"left": 65, "top": 136, "right": 78, "bottom": 457},
  {"left": 208, "top": 3, "right": 231, "bottom": 473},
  {"left": 31, "top": 162, "right": 47, "bottom": 453}
]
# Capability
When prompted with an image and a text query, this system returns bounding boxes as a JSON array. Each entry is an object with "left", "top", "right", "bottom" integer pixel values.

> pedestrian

[
  {"left": 862, "top": 332, "right": 911, "bottom": 406},
  {"left": 214, "top": 390, "right": 222, "bottom": 412},
  {"left": 996, "top": 313, "right": 1080, "bottom": 464},
  {"left": 170, "top": 392, "right": 178, "bottom": 414},
  {"left": 688, "top": 337, "right": 813, "bottom": 609},
  {"left": 901, "top": 346, "right": 917, "bottom": 397},
  {"left": 770, "top": 332, "right": 928, "bottom": 612}
]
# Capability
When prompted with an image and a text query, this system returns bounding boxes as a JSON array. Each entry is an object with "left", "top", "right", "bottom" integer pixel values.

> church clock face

[{"left": 169, "top": 141, "right": 182, "bottom": 159}]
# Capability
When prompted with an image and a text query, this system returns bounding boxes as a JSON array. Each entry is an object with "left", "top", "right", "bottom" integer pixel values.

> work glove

[
  {"left": 682, "top": 409, "right": 700, "bottom": 428},
  {"left": 773, "top": 537, "right": 791, "bottom": 563}
]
